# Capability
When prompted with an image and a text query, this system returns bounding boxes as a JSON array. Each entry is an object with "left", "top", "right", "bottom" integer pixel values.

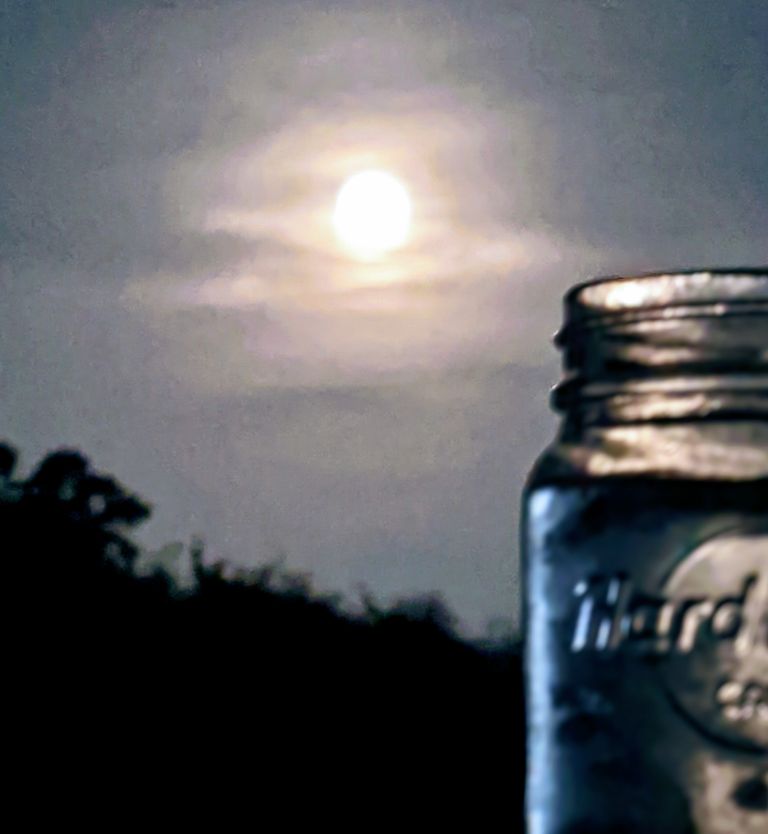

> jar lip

[
  {"left": 554, "top": 269, "right": 768, "bottom": 426},
  {"left": 565, "top": 268, "right": 768, "bottom": 324}
]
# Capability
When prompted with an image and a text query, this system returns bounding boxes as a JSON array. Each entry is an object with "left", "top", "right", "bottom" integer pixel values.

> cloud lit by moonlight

[{"left": 125, "top": 100, "right": 587, "bottom": 391}]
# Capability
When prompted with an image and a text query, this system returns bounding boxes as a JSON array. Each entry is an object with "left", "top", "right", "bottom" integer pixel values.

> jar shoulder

[{"left": 526, "top": 421, "right": 768, "bottom": 486}]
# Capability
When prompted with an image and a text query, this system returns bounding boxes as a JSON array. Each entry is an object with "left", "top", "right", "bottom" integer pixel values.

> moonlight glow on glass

[{"left": 333, "top": 170, "right": 412, "bottom": 260}]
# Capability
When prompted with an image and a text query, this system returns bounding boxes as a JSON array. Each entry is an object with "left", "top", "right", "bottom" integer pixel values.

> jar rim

[
  {"left": 555, "top": 269, "right": 768, "bottom": 425},
  {"left": 564, "top": 268, "right": 768, "bottom": 326}
]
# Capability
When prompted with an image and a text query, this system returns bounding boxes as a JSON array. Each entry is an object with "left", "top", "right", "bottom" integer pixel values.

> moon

[{"left": 333, "top": 170, "right": 412, "bottom": 260}]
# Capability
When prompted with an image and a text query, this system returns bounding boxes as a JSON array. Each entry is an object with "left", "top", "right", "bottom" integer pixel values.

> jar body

[
  {"left": 523, "top": 270, "right": 768, "bottom": 834},
  {"left": 524, "top": 465, "right": 767, "bottom": 833}
]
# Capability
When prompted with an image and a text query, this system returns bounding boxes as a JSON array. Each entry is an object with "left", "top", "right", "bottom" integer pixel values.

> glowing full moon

[{"left": 333, "top": 170, "right": 412, "bottom": 260}]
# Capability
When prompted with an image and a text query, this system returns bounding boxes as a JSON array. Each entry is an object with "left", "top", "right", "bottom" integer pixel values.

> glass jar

[{"left": 523, "top": 269, "right": 767, "bottom": 834}]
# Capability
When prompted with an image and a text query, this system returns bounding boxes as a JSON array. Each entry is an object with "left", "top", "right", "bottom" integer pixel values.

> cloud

[{"left": 124, "top": 90, "right": 601, "bottom": 391}]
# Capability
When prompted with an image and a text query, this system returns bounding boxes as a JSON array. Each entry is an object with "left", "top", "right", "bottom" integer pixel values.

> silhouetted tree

[
  {"left": 3, "top": 440, "right": 524, "bottom": 828},
  {"left": 0, "top": 443, "right": 16, "bottom": 479}
]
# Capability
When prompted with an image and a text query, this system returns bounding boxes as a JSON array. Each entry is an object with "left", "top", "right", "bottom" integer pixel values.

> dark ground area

[{"left": 3, "top": 441, "right": 524, "bottom": 826}]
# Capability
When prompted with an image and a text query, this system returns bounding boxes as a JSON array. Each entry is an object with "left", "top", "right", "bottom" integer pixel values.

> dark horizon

[{"left": 3, "top": 439, "right": 525, "bottom": 824}]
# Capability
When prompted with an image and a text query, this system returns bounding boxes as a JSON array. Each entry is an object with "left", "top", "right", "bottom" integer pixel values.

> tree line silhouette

[{"left": 3, "top": 441, "right": 524, "bottom": 826}]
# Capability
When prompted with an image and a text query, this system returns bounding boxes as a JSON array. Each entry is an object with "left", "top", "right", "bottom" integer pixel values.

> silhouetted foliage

[{"left": 4, "top": 441, "right": 524, "bottom": 826}]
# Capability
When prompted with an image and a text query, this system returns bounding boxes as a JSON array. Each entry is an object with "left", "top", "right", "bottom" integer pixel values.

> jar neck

[
  {"left": 554, "top": 277, "right": 768, "bottom": 431},
  {"left": 556, "top": 379, "right": 768, "bottom": 436}
]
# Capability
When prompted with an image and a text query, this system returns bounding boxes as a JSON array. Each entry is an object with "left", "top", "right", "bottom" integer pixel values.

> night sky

[{"left": 2, "top": 0, "right": 767, "bottom": 634}]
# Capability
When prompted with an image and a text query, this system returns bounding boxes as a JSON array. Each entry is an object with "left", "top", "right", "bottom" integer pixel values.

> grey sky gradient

[{"left": 2, "top": 0, "right": 767, "bottom": 633}]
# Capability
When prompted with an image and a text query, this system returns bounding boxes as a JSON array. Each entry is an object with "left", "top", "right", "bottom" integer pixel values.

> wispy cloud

[{"left": 125, "top": 92, "right": 599, "bottom": 390}]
